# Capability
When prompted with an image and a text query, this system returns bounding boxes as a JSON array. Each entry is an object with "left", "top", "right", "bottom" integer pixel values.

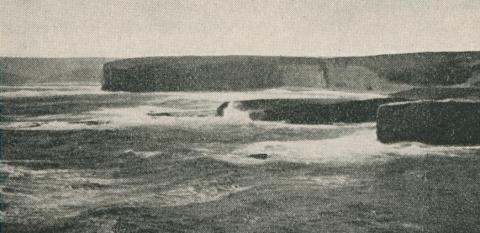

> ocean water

[{"left": 1, "top": 84, "right": 480, "bottom": 232}]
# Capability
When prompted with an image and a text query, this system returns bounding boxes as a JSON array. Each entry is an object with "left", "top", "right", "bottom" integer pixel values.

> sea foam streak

[
  {"left": 157, "top": 88, "right": 386, "bottom": 102},
  {"left": 1, "top": 85, "right": 385, "bottom": 99},
  {"left": 0, "top": 85, "right": 111, "bottom": 98},
  {"left": 218, "top": 129, "right": 480, "bottom": 165}
]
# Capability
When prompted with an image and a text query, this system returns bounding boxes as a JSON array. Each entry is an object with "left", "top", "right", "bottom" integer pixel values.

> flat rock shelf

[
  {"left": 377, "top": 100, "right": 480, "bottom": 145},
  {"left": 218, "top": 98, "right": 406, "bottom": 124}
]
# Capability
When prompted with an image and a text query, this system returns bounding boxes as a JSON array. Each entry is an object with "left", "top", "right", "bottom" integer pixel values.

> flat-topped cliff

[
  {"left": 102, "top": 56, "right": 326, "bottom": 91},
  {"left": 0, "top": 57, "right": 114, "bottom": 85},
  {"left": 102, "top": 52, "right": 480, "bottom": 92}
]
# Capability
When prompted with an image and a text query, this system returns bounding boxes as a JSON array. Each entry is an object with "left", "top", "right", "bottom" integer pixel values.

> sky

[{"left": 1, "top": 0, "right": 480, "bottom": 58}]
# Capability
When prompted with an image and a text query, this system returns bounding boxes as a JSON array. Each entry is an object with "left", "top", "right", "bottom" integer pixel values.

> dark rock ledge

[{"left": 377, "top": 100, "right": 480, "bottom": 145}]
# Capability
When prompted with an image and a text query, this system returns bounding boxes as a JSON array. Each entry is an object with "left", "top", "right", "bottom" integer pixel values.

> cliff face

[
  {"left": 102, "top": 52, "right": 480, "bottom": 92},
  {"left": 102, "top": 56, "right": 325, "bottom": 91},
  {"left": 327, "top": 52, "right": 480, "bottom": 85},
  {"left": 0, "top": 57, "right": 114, "bottom": 85},
  {"left": 377, "top": 100, "right": 480, "bottom": 145}
]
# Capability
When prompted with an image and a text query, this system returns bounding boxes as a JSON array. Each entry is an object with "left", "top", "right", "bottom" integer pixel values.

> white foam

[
  {"left": 0, "top": 85, "right": 111, "bottom": 98},
  {"left": 2, "top": 87, "right": 387, "bottom": 130},
  {"left": 1, "top": 164, "right": 117, "bottom": 184},
  {"left": 217, "top": 129, "right": 480, "bottom": 165},
  {"left": 221, "top": 102, "right": 253, "bottom": 123},
  {"left": 254, "top": 121, "right": 376, "bottom": 130},
  {"left": 0, "top": 121, "right": 104, "bottom": 131},
  {"left": 157, "top": 185, "right": 251, "bottom": 207},
  {"left": 384, "top": 98, "right": 480, "bottom": 107},
  {"left": 287, "top": 175, "right": 354, "bottom": 187},
  {"left": 121, "top": 150, "right": 161, "bottom": 158},
  {"left": 1, "top": 84, "right": 385, "bottom": 101},
  {"left": 1, "top": 104, "right": 378, "bottom": 131},
  {"left": 88, "top": 105, "right": 249, "bottom": 128},
  {"left": 158, "top": 88, "right": 386, "bottom": 102}
]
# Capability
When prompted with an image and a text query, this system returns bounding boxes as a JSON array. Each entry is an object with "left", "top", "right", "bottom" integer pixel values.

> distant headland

[{"left": 101, "top": 52, "right": 480, "bottom": 92}]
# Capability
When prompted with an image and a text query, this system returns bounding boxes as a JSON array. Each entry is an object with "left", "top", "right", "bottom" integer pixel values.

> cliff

[
  {"left": 0, "top": 57, "right": 114, "bottom": 85},
  {"left": 327, "top": 51, "right": 480, "bottom": 86},
  {"left": 102, "top": 56, "right": 325, "bottom": 91},
  {"left": 102, "top": 52, "right": 480, "bottom": 92}
]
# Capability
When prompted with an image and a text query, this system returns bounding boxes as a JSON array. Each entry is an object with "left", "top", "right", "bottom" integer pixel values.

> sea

[{"left": 1, "top": 84, "right": 479, "bottom": 232}]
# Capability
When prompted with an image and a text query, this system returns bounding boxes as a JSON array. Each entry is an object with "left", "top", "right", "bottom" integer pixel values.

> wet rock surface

[
  {"left": 218, "top": 98, "right": 405, "bottom": 124},
  {"left": 377, "top": 100, "right": 480, "bottom": 145},
  {"left": 248, "top": 154, "right": 269, "bottom": 160},
  {"left": 147, "top": 112, "right": 173, "bottom": 117}
]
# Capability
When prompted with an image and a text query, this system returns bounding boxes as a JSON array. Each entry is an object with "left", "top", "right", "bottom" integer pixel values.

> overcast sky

[{"left": 1, "top": 0, "right": 480, "bottom": 57}]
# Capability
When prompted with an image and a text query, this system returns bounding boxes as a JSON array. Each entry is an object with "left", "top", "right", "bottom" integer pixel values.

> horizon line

[{"left": 2, "top": 49, "right": 480, "bottom": 59}]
